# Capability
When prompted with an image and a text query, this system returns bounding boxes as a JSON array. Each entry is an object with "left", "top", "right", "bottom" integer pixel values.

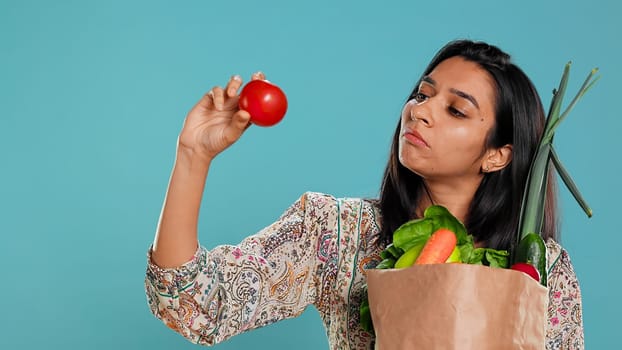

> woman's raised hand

[{"left": 178, "top": 72, "right": 266, "bottom": 160}]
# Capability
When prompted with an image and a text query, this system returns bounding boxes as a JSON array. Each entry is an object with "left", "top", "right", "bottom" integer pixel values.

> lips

[{"left": 404, "top": 128, "right": 429, "bottom": 147}]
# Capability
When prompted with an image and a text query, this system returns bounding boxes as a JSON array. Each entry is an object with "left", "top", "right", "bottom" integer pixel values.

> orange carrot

[{"left": 414, "top": 228, "right": 457, "bottom": 265}]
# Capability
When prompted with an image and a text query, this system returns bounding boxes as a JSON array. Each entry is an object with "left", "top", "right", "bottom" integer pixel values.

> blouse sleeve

[
  {"left": 546, "top": 247, "right": 585, "bottom": 349},
  {"left": 144, "top": 192, "right": 336, "bottom": 345}
]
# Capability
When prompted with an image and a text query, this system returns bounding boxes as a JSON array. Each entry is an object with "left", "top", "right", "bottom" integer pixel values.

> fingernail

[{"left": 232, "top": 75, "right": 242, "bottom": 81}]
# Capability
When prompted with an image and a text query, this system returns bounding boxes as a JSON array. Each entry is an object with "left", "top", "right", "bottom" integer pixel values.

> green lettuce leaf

[{"left": 392, "top": 218, "right": 434, "bottom": 252}]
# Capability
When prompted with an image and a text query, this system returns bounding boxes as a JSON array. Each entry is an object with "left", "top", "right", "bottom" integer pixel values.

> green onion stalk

[{"left": 513, "top": 62, "right": 599, "bottom": 285}]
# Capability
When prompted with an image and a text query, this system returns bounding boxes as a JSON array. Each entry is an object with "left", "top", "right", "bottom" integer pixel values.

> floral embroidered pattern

[
  {"left": 145, "top": 192, "right": 584, "bottom": 349},
  {"left": 546, "top": 247, "right": 585, "bottom": 349}
]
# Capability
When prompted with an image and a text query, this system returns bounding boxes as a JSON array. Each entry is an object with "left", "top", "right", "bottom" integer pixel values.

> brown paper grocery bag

[{"left": 367, "top": 264, "right": 547, "bottom": 350}]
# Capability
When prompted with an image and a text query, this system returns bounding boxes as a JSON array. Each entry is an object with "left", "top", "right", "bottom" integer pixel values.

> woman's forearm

[{"left": 151, "top": 146, "right": 212, "bottom": 268}]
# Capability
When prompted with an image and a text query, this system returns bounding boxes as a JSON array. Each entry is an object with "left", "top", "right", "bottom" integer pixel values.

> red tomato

[
  {"left": 510, "top": 262, "right": 540, "bottom": 282},
  {"left": 238, "top": 80, "right": 288, "bottom": 127}
]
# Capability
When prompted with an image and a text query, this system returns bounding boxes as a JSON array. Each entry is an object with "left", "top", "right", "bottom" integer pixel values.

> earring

[{"left": 483, "top": 165, "right": 490, "bottom": 172}]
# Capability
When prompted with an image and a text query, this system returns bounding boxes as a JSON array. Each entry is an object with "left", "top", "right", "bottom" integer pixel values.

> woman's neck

[{"left": 417, "top": 177, "right": 482, "bottom": 224}]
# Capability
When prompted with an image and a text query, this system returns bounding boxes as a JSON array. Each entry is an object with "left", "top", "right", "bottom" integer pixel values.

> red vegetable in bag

[{"left": 510, "top": 262, "right": 540, "bottom": 282}]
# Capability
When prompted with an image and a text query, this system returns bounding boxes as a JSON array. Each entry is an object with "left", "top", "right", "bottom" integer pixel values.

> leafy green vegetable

[
  {"left": 392, "top": 205, "right": 470, "bottom": 252},
  {"left": 386, "top": 244, "right": 404, "bottom": 259},
  {"left": 460, "top": 239, "right": 482, "bottom": 265},
  {"left": 392, "top": 218, "right": 434, "bottom": 252},
  {"left": 390, "top": 205, "right": 507, "bottom": 267},
  {"left": 359, "top": 293, "right": 373, "bottom": 334},
  {"left": 375, "top": 257, "right": 396, "bottom": 269},
  {"left": 379, "top": 243, "right": 404, "bottom": 262},
  {"left": 458, "top": 246, "right": 509, "bottom": 268},
  {"left": 484, "top": 249, "right": 510, "bottom": 268},
  {"left": 423, "top": 205, "right": 469, "bottom": 245}
]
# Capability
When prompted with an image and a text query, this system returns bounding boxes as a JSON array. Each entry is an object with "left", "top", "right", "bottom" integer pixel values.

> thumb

[{"left": 225, "top": 110, "right": 252, "bottom": 141}]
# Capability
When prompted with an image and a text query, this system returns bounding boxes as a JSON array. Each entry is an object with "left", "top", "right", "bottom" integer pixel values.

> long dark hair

[{"left": 378, "top": 40, "right": 558, "bottom": 251}]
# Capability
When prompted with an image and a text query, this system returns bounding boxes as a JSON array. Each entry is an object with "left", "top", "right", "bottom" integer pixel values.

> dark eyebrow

[
  {"left": 450, "top": 88, "right": 480, "bottom": 109},
  {"left": 421, "top": 75, "right": 480, "bottom": 109},
  {"left": 421, "top": 76, "right": 436, "bottom": 85}
]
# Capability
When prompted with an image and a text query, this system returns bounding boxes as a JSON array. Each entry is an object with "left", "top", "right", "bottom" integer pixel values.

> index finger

[{"left": 226, "top": 75, "right": 243, "bottom": 97}]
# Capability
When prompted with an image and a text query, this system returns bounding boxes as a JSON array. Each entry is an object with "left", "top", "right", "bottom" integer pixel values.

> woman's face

[{"left": 399, "top": 56, "right": 498, "bottom": 180}]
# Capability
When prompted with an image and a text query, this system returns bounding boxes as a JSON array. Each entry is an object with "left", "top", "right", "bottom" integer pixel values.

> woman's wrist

[{"left": 175, "top": 144, "right": 213, "bottom": 172}]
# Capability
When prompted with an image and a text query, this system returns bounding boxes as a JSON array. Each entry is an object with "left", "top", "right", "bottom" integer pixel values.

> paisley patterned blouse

[{"left": 145, "top": 192, "right": 584, "bottom": 349}]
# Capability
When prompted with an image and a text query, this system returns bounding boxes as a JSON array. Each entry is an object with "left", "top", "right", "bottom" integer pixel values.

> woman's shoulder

[
  {"left": 297, "top": 191, "right": 380, "bottom": 212},
  {"left": 545, "top": 238, "right": 563, "bottom": 269},
  {"left": 545, "top": 238, "right": 578, "bottom": 277},
  {"left": 297, "top": 191, "right": 381, "bottom": 233}
]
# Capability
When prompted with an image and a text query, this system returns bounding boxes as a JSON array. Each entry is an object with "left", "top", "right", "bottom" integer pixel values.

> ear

[{"left": 481, "top": 144, "right": 513, "bottom": 173}]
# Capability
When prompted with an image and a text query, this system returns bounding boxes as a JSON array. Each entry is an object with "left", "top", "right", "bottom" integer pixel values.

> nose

[{"left": 409, "top": 101, "right": 433, "bottom": 127}]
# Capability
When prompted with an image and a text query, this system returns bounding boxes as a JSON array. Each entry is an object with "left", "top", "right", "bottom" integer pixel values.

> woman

[{"left": 145, "top": 40, "right": 584, "bottom": 349}]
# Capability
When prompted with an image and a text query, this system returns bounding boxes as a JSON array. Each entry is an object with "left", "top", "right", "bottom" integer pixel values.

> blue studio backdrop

[{"left": 1, "top": 0, "right": 620, "bottom": 348}]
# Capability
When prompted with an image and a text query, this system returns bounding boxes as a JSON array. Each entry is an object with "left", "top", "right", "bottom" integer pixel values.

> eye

[
  {"left": 448, "top": 106, "right": 466, "bottom": 118},
  {"left": 412, "top": 92, "right": 428, "bottom": 103}
]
